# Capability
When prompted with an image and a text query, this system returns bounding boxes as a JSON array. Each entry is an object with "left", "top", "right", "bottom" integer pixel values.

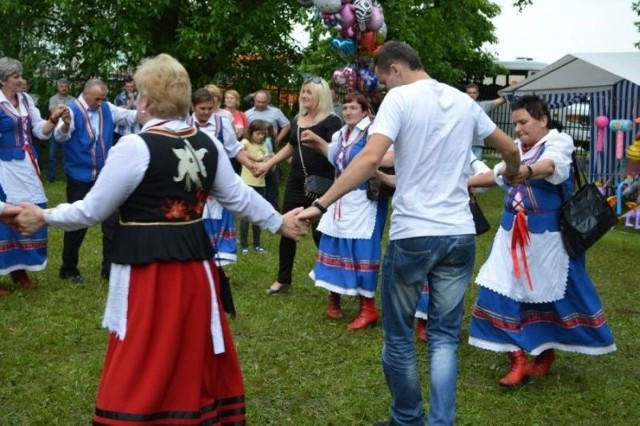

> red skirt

[{"left": 93, "top": 260, "right": 245, "bottom": 425}]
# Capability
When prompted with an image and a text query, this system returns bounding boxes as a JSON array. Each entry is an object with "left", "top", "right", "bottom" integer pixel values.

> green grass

[{"left": 1, "top": 178, "right": 639, "bottom": 425}]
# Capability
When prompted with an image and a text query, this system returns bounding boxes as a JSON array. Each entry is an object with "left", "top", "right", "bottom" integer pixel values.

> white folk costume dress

[
  {"left": 468, "top": 129, "right": 616, "bottom": 356},
  {"left": 45, "top": 119, "right": 283, "bottom": 425},
  {"left": 309, "top": 117, "right": 388, "bottom": 298},
  {"left": 192, "top": 113, "right": 241, "bottom": 266},
  {"left": 0, "top": 92, "right": 49, "bottom": 274}
]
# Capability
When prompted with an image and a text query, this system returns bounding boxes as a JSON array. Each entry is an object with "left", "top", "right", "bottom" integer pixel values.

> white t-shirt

[{"left": 369, "top": 79, "right": 496, "bottom": 240}]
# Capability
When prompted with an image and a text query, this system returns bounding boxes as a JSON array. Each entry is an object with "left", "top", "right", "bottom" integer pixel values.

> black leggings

[{"left": 276, "top": 197, "right": 321, "bottom": 285}]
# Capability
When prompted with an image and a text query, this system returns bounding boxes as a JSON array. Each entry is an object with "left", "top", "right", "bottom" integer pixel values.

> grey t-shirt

[{"left": 473, "top": 100, "right": 494, "bottom": 147}]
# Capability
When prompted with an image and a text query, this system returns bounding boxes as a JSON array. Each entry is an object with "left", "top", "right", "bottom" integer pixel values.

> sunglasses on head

[{"left": 304, "top": 76, "right": 323, "bottom": 84}]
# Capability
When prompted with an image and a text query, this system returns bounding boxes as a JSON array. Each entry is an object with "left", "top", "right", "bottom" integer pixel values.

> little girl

[{"left": 240, "top": 119, "right": 271, "bottom": 253}]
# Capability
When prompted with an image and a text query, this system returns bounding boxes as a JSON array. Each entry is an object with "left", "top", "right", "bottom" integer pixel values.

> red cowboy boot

[
  {"left": 327, "top": 292, "right": 343, "bottom": 319},
  {"left": 10, "top": 270, "right": 37, "bottom": 289},
  {"left": 527, "top": 349, "right": 555, "bottom": 376},
  {"left": 499, "top": 350, "right": 530, "bottom": 387},
  {"left": 416, "top": 318, "right": 427, "bottom": 342},
  {"left": 347, "top": 296, "right": 379, "bottom": 330}
]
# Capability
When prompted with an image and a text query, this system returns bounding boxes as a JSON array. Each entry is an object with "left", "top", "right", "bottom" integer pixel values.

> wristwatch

[{"left": 312, "top": 200, "right": 327, "bottom": 214}]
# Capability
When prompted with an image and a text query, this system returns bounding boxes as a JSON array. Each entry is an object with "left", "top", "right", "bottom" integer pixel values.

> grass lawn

[{"left": 1, "top": 176, "right": 639, "bottom": 425}]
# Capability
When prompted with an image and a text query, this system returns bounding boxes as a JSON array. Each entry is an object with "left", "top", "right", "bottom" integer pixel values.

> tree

[{"left": 0, "top": 0, "right": 306, "bottom": 103}]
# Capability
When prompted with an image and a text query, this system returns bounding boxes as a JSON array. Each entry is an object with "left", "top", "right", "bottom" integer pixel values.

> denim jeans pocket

[{"left": 390, "top": 239, "right": 433, "bottom": 288}]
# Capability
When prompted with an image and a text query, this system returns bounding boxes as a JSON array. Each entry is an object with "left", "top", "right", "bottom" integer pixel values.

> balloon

[
  {"left": 353, "top": 0, "right": 372, "bottom": 32},
  {"left": 331, "top": 37, "right": 357, "bottom": 59},
  {"left": 367, "top": 5, "right": 384, "bottom": 31},
  {"left": 333, "top": 69, "right": 347, "bottom": 87},
  {"left": 359, "top": 30, "right": 377, "bottom": 53},
  {"left": 376, "top": 22, "right": 388, "bottom": 45},
  {"left": 298, "top": 0, "right": 315, "bottom": 7},
  {"left": 314, "top": 0, "right": 342, "bottom": 14},
  {"left": 340, "top": 25, "right": 356, "bottom": 38},
  {"left": 322, "top": 12, "right": 341, "bottom": 27},
  {"left": 339, "top": 4, "right": 356, "bottom": 29},
  {"left": 359, "top": 67, "right": 377, "bottom": 94}
]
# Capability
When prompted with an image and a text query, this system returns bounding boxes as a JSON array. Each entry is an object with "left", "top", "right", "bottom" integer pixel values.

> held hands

[
  {"left": 50, "top": 105, "right": 69, "bottom": 124},
  {"left": 13, "top": 202, "right": 46, "bottom": 235},
  {"left": 504, "top": 164, "right": 531, "bottom": 185},
  {"left": 279, "top": 207, "right": 309, "bottom": 241},
  {"left": 0, "top": 204, "right": 22, "bottom": 226}
]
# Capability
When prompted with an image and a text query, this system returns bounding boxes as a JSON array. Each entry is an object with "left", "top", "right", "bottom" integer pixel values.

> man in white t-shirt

[{"left": 297, "top": 41, "right": 520, "bottom": 425}]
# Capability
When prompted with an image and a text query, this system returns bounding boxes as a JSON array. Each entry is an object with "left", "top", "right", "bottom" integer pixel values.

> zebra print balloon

[{"left": 353, "top": 0, "right": 372, "bottom": 32}]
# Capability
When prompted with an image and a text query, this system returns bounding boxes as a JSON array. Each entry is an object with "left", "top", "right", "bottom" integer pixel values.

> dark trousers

[
  {"left": 240, "top": 186, "right": 266, "bottom": 248},
  {"left": 61, "top": 176, "right": 117, "bottom": 276},
  {"left": 265, "top": 166, "right": 281, "bottom": 212},
  {"left": 276, "top": 197, "right": 321, "bottom": 285}
]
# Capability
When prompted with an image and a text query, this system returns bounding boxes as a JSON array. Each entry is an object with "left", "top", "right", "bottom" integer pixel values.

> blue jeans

[
  {"left": 47, "top": 137, "right": 62, "bottom": 182},
  {"left": 381, "top": 235, "right": 475, "bottom": 426}
]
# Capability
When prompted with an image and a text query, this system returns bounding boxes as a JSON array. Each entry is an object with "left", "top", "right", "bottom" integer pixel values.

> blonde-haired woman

[
  {"left": 224, "top": 89, "right": 249, "bottom": 140},
  {"left": 255, "top": 77, "right": 342, "bottom": 294},
  {"left": 13, "top": 53, "right": 307, "bottom": 424}
]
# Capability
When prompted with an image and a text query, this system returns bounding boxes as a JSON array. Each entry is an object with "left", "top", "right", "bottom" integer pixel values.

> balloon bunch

[{"left": 299, "top": 0, "right": 387, "bottom": 94}]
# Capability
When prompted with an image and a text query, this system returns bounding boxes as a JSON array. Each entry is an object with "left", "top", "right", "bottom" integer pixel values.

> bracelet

[
  {"left": 526, "top": 165, "right": 533, "bottom": 179},
  {"left": 312, "top": 200, "right": 327, "bottom": 214}
]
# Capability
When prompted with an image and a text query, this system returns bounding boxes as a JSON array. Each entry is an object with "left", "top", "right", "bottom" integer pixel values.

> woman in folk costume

[
  {"left": 0, "top": 57, "right": 68, "bottom": 295},
  {"left": 13, "top": 53, "right": 307, "bottom": 424},
  {"left": 301, "top": 92, "right": 390, "bottom": 330},
  {"left": 191, "top": 87, "right": 255, "bottom": 266},
  {"left": 467, "top": 95, "right": 615, "bottom": 387}
]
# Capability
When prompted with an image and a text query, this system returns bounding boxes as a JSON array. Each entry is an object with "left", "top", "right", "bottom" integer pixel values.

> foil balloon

[
  {"left": 333, "top": 69, "right": 348, "bottom": 87},
  {"left": 339, "top": 4, "right": 356, "bottom": 29},
  {"left": 322, "top": 12, "right": 341, "bottom": 27},
  {"left": 367, "top": 4, "right": 384, "bottom": 31},
  {"left": 314, "top": 0, "right": 342, "bottom": 14},
  {"left": 358, "top": 30, "right": 377, "bottom": 53},
  {"left": 375, "top": 22, "right": 388, "bottom": 45},
  {"left": 331, "top": 37, "right": 357, "bottom": 59},
  {"left": 354, "top": 0, "right": 372, "bottom": 32},
  {"left": 359, "top": 67, "right": 378, "bottom": 94}
]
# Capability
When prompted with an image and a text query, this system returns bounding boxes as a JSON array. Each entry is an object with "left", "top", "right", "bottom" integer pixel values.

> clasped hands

[
  {"left": 0, "top": 202, "right": 46, "bottom": 235},
  {"left": 49, "top": 104, "right": 71, "bottom": 126}
]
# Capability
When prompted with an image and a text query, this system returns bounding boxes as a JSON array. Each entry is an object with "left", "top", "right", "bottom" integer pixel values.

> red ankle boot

[
  {"left": 499, "top": 350, "right": 530, "bottom": 387},
  {"left": 527, "top": 349, "right": 555, "bottom": 376},
  {"left": 10, "top": 270, "right": 37, "bottom": 289},
  {"left": 416, "top": 319, "right": 427, "bottom": 342},
  {"left": 327, "top": 292, "right": 343, "bottom": 319},
  {"left": 347, "top": 296, "right": 379, "bottom": 330}
]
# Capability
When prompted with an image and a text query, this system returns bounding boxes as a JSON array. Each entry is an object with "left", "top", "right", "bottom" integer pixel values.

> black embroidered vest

[{"left": 111, "top": 129, "right": 218, "bottom": 264}]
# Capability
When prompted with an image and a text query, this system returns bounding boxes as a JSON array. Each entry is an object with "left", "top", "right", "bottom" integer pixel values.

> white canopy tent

[{"left": 499, "top": 52, "right": 640, "bottom": 187}]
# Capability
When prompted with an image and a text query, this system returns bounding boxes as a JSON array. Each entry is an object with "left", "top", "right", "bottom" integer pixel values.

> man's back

[{"left": 371, "top": 79, "right": 496, "bottom": 239}]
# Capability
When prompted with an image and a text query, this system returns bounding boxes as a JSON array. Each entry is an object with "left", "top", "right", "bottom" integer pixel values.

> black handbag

[
  {"left": 298, "top": 127, "right": 333, "bottom": 199},
  {"left": 469, "top": 192, "right": 491, "bottom": 235},
  {"left": 304, "top": 174, "right": 333, "bottom": 199},
  {"left": 366, "top": 166, "right": 395, "bottom": 201},
  {"left": 558, "top": 152, "right": 618, "bottom": 257}
]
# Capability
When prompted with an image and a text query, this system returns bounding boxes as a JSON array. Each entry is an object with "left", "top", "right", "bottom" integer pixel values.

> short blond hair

[
  {"left": 224, "top": 89, "right": 240, "bottom": 102},
  {"left": 204, "top": 84, "right": 222, "bottom": 103},
  {"left": 134, "top": 53, "right": 191, "bottom": 118}
]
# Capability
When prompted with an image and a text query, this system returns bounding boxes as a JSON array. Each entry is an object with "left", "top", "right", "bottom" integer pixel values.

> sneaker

[
  {"left": 254, "top": 246, "right": 267, "bottom": 253},
  {"left": 241, "top": 247, "right": 249, "bottom": 254}
]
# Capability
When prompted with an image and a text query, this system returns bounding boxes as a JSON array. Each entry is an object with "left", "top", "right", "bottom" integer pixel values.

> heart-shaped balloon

[
  {"left": 358, "top": 30, "right": 377, "bottom": 53},
  {"left": 331, "top": 37, "right": 357, "bottom": 59}
]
